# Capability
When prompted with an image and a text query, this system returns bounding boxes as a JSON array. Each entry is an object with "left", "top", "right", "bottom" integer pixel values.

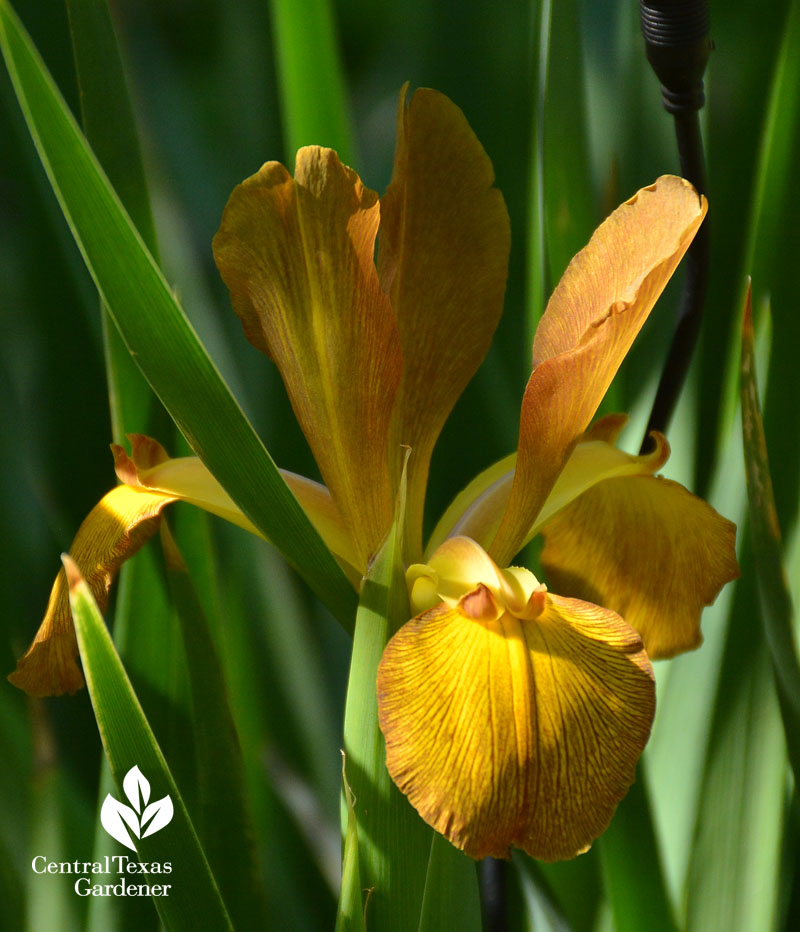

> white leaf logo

[
  {"left": 141, "top": 796, "right": 174, "bottom": 838},
  {"left": 100, "top": 766, "right": 173, "bottom": 850},
  {"left": 123, "top": 765, "right": 150, "bottom": 813}
]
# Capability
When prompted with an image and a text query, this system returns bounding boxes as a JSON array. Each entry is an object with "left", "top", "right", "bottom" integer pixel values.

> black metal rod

[
  {"left": 480, "top": 858, "right": 509, "bottom": 932},
  {"left": 639, "top": 0, "right": 712, "bottom": 450}
]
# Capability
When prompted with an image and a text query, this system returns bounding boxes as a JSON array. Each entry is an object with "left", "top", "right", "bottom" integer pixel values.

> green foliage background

[{"left": 1, "top": 0, "right": 798, "bottom": 929}]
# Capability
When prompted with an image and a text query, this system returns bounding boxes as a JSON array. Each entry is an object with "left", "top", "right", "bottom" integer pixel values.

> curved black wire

[{"left": 639, "top": 0, "right": 712, "bottom": 451}]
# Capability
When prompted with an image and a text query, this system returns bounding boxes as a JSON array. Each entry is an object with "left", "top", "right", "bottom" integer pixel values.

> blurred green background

[{"left": 1, "top": 0, "right": 799, "bottom": 929}]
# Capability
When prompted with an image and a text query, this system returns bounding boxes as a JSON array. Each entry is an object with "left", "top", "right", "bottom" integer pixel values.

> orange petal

[
  {"left": 377, "top": 593, "right": 655, "bottom": 860},
  {"left": 378, "top": 87, "right": 511, "bottom": 559},
  {"left": 213, "top": 147, "right": 402, "bottom": 567},
  {"left": 115, "top": 436, "right": 361, "bottom": 579},
  {"left": 540, "top": 475, "right": 740, "bottom": 659},
  {"left": 490, "top": 177, "right": 706, "bottom": 565},
  {"left": 8, "top": 485, "right": 174, "bottom": 697}
]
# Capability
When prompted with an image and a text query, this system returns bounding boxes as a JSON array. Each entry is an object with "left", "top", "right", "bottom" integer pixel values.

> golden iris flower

[{"left": 11, "top": 87, "right": 738, "bottom": 861}]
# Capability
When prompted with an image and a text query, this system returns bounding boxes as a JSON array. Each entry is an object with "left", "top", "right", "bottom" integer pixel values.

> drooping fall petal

[
  {"left": 377, "top": 590, "right": 655, "bottom": 861},
  {"left": 8, "top": 485, "right": 174, "bottom": 696},
  {"left": 490, "top": 176, "right": 706, "bottom": 565},
  {"left": 540, "top": 474, "right": 740, "bottom": 659},
  {"left": 115, "top": 435, "right": 361, "bottom": 579},
  {"left": 378, "top": 86, "right": 511, "bottom": 560},
  {"left": 213, "top": 147, "right": 402, "bottom": 567}
]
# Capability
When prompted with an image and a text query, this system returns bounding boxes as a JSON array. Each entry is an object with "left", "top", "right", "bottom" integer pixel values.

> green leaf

[
  {"left": 527, "top": 0, "right": 596, "bottom": 336},
  {"left": 0, "top": 0, "right": 356, "bottom": 630},
  {"left": 66, "top": 0, "right": 165, "bottom": 443},
  {"left": 740, "top": 284, "right": 800, "bottom": 779},
  {"left": 335, "top": 754, "right": 366, "bottom": 932},
  {"left": 716, "top": 0, "right": 800, "bottom": 448},
  {"left": 62, "top": 20, "right": 199, "bottom": 928},
  {"left": 417, "top": 833, "right": 480, "bottom": 932},
  {"left": 63, "top": 554, "right": 234, "bottom": 932},
  {"left": 510, "top": 855, "right": 575, "bottom": 932},
  {"left": 597, "top": 764, "right": 678, "bottom": 932},
  {"left": 540, "top": 0, "right": 595, "bottom": 293},
  {"left": 339, "top": 464, "right": 480, "bottom": 930},
  {"left": 65, "top": 0, "right": 156, "bottom": 254},
  {"left": 526, "top": 0, "right": 549, "bottom": 343},
  {"left": 339, "top": 470, "right": 429, "bottom": 930},
  {"left": 160, "top": 524, "right": 269, "bottom": 931},
  {"left": 269, "top": 0, "right": 355, "bottom": 164},
  {"left": 535, "top": 848, "right": 602, "bottom": 932},
  {"left": 684, "top": 610, "right": 785, "bottom": 932}
]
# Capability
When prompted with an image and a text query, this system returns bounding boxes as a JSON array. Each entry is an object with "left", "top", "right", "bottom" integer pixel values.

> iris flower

[{"left": 11, "top": 87, "right": 738, "bottom": 861}]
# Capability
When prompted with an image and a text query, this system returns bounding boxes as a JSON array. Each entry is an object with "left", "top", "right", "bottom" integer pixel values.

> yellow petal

[
  {"left": 115, "top": 435, "right": 362, "bottom": 580},
  {"left": 378, "top": 87, "right": 511, "bottom": 560},
  {"left": 425, "top": 453, "right": 516, "bottom": 557},
  {"left": 408, "top": 535, "right": 524, "bottom": 614},
  {"left": 8, "top": 485, "right": 173, "bottom": 697},
  {"left": 490, "top": 177, "right": 706, "bottom": 565},
  {"left": 540, "top": 474, "right": 740, "bottom": 659},
  {"left": 530, "top": 416, "right": 669, "bottom": 538},
  {"left": 213, "top": 147, "right": 402, "bottom": 567},
  {"left": 377, "top": 592, "right": 655, "bottom": 861},
  {"left": 427, "top": 414, "right": 667, "bottom": 555}
]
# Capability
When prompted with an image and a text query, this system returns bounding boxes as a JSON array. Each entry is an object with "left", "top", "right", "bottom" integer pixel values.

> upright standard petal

[
  {"left": 378, "top": 87, "right": 511, "bottom": 560},
  {"left": 213, "top": 147, "right": 402, "bottom": 568},
  {"left": 490, "top": 177, "right": 706, "bottom": 565},
  {"left": 540, "top": 474, "right": 740, "bottom": 658},
  {"left": 378, "top": 584, "right": 655, "bottom": 861},
  {"left": 9, "top": 485, "right": 174, "bottom": 696}
]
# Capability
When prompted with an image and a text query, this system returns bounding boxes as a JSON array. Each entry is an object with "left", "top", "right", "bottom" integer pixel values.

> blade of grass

[
  {"left": 535, "top": 849, "right": 602, "bottom": 932},
  {"left": 64, "top": 554, "right": 234, "bottom": 932},
  {"left": 339, "top": 472, "right": 430, "bottom": 931},
  {"left": 715, "top": 0, "right": 800, "bottom": 449},
  {"left": 336, "top": 754, "right": 366, "bottom": 932},
  {"left": 160, "top": 522, "right": 269, "bottom": 931},
  {"left": 211, "top": 530, "right": 340, "bottom": 929},
  {"left": 683, "top": 588, "right": 785, "bottom": 932},
  {"left": 270, "top": 0, "right": 355, "bottom": 164},
  {"left": 67, "top": 1, "right": 195, "bottom": 889},
  {"left": 340, "top": 466, "right": 480, "bottom": 931},
  {"left": 27, "top": 766, "right": 93, "bottom": 932},
  {"left": 527, "top": 0, "right": 595, "bottom": 339},
  {"left": 65, "top": 0, "right": 156, "bottom": 253},
  {"left": 0, "top": 831, "right": 24, "bottom": 932},
  {"left": 740, "top": 284, "right": 800, "bottom": 779},
  {"left": 510, "top": 855, "right": 574, "bottom": 932},
  {"left": 541, "top": 0, "right": 595, "bottom": 292},
  {"left": 417, "top": 832, "right": 480, "bottom": 932},
  {"left": 526, "top": 0, "right": 550, "bottom": 345},
  {"left": 682, "top": 287, "right": 786, "bottom": 929},
  {"left": 0, "top": 0, "right": 356, "bottom": 630},
  {"left": 643, "top": 408, "right": 747, "bottom": 909},
  {"left": 66, "top": 0, "right": 163, "bottom": 442},
  {"left": 597, "top": 764, "right": 678, "bottom": 932}
]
